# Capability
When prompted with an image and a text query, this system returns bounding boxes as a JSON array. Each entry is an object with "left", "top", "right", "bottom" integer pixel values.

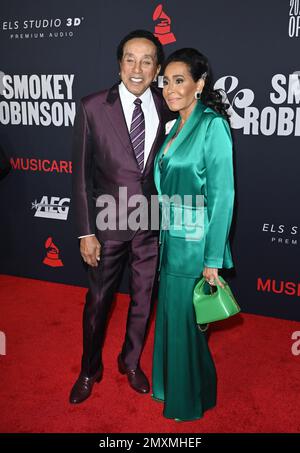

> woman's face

[{"left": 162, "top": 61, "right": 204, "bottom": 116}]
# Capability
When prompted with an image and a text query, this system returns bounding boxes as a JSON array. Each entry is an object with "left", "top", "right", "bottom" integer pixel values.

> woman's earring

[{"left": 194, "top": 91, "right": 201, "bottom": 100}]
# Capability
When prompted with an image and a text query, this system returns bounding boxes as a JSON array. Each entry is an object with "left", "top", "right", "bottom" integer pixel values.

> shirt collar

[{"left": 119, "top": 82, "right": 152, "bottom": 108}]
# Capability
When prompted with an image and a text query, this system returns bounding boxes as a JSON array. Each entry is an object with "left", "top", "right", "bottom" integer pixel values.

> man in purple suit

[{"left": 70, "top": 30, "right": 174, "bottom": 404}]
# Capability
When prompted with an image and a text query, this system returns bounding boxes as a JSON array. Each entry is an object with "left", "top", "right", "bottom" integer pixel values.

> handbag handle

[
  {"left": 197, "top": 277, "right": 221, "bottom": 296},
  {"left": 201, "top": 277, "right": 240, "bottom": 310},
  {"left": 198, "top": 277, "right": 237, "bottom": 303}
]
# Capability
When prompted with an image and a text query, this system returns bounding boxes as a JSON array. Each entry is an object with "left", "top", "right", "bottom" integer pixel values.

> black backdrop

[{"left": 0, "top": 0, "right": 299, "bottom": 321}]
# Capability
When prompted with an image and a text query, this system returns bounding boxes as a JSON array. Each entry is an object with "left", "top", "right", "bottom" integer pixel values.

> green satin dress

[{"left": 152, "top": 101, "right": 235, "bottom": 421}]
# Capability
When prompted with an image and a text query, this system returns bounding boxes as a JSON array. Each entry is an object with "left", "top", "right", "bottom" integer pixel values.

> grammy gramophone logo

[
  {"left": 43, "top": 236, "right": 63, "bottom": 267},
  {"left": 152, "top": 4, "right": 176, "bottom": 45}
]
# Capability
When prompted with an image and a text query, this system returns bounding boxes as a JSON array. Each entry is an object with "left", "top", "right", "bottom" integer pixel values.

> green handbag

[{"left": 193, "top": 276, "right": 240, "bottom": 324}]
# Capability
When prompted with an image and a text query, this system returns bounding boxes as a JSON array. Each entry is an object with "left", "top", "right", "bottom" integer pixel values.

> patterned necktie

[{"left": 129, "top": 98, "right": 145, "bottom": 171}]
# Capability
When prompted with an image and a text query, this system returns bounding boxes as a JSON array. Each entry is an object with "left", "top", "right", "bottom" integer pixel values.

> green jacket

[{"left": 154, "top": 101, "right": 234, "bottom": 278}]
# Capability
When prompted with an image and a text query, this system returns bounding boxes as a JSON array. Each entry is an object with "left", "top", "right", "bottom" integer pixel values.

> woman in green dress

[{"left": 152, "top": 48, "right": 235, "bottom": 421}]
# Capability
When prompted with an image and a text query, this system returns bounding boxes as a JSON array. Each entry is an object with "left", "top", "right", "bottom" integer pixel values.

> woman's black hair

[
  {"left": 117, "top": 29, "right": 164, "bottom": 67},
  {"left": 163, "top": 48, "right": 230, "bottom": 121}
]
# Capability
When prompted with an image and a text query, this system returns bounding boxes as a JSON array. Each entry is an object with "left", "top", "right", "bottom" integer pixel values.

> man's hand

[{"left": 80, "top": 236, "right": 101, "bottom": 267}]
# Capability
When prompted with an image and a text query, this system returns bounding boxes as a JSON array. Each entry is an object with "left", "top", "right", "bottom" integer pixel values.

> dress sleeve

[{"left": 203, "top": 116, "right": 235, "bottom": 268}]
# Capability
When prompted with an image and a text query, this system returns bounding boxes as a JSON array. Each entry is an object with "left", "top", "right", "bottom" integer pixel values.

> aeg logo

[{"left": 32, "top": 196, "right": 70, "bottom": 220}]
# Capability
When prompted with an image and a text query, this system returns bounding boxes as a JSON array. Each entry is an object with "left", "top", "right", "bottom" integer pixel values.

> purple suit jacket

[{"left": 72, "top": 83, "right": 175, "bottom": 241}]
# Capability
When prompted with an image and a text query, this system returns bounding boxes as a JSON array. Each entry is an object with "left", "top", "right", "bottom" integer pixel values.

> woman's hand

[{"left": 203, "top": 267, "right": 224, "bottom": 288}]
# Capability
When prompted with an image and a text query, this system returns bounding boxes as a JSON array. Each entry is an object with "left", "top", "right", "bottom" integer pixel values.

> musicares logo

[
  {"left": 153, "top": 4, "right": 176, "bottom": 45},
  {"left": 43, "top": 237, "right": 63, "bottom": 267},
  {"left": 10, "top": 157, "right": 72, "bottom": 173},
  {"left": 257, "top": 278, "right": 300, "bottom": 296}
]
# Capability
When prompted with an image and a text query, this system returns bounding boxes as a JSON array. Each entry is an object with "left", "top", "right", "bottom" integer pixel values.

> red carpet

[{"left": 0, "top": 274, "right": 300, "bottom": 433}]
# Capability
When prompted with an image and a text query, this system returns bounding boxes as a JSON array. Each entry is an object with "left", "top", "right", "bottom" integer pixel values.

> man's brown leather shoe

[
  {"left": 118, "top": 354, "right": 149, "bottom": 394},
  {"left": 69, "top": 367, "right": 103, "bottom": 404}
]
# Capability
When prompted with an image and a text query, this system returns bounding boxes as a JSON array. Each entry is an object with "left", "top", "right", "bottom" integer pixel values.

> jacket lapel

[
  {"left": 103, "top": 84, "right": 134, "bottom": 157},
  {"left": 167, "top": 101, "right": 206, "bottom": 157},
  {"left": 143, "top": 87, "right": 164, "bottom": 175},
  {"left": 103, "top": 83, "right": 167, "bottom": 173}
]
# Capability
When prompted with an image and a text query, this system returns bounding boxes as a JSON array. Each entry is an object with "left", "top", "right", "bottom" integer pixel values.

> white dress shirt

[
  {"left": 79, "top": 82, "right": 159, "bottom": 239},
  {"left": 118, "top": 81, "right": 159, "bottom": 169}
]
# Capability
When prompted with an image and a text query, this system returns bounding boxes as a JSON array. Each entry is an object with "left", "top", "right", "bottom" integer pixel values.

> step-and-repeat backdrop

[{"left": 0, "top": 0, "right": 299, "bottom": 320}]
